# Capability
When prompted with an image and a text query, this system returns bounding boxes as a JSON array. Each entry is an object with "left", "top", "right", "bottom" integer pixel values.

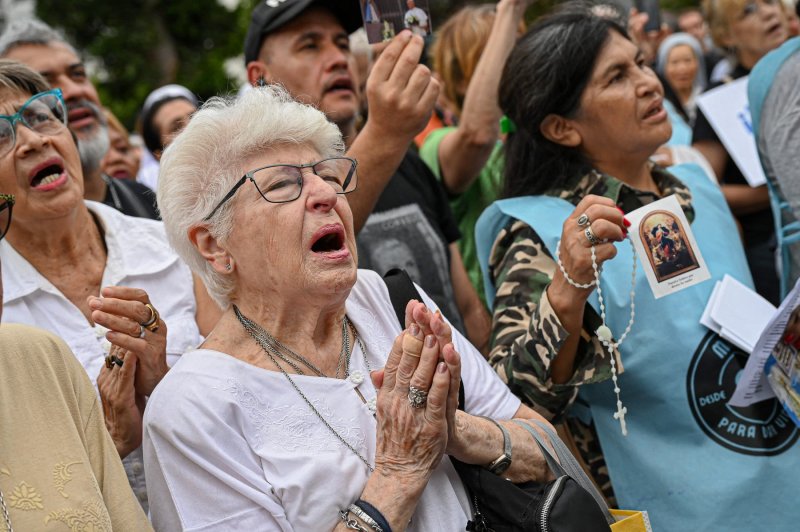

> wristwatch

[{"left": 483, "top": 417, "right": 512, "bottom": 475}]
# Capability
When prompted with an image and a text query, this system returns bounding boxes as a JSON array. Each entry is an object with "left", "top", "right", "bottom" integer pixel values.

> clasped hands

[
  {"left": 369, "top": 300, "right": 462, "bottom": 482},
  {"left": 90, "top": 286, "right": 168, "bottom": 457}
]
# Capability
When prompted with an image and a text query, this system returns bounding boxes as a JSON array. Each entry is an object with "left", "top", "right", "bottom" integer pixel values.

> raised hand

[{"left": 97, "top": 348, "right": 146, "bottom": 458}]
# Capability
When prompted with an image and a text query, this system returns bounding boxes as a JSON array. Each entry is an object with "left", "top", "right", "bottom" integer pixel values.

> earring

[{"left": 225, "top": 263, "right": 232, "bottom": 271}]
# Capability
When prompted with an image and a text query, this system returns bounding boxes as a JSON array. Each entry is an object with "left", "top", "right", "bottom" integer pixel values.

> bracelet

[
  {"left": 348, "top": 504, "right": 383, "bottom": 532},
  {"left": 354, "top": 499, "right": 392, "bottom": 532},
  {"left": 339, "top": 509, "right": 369, "bottom": 532}
]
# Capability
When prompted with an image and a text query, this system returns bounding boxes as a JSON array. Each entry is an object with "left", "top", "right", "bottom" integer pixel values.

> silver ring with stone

[
  {"left": 577, "top": 213, "right": 591, "bottom": 227},
  {"left": 407, "top": 386, "right": 428, "bottom": 409},
  {"left": 585, "top": 225, "right": 601, "bottom": 246}
]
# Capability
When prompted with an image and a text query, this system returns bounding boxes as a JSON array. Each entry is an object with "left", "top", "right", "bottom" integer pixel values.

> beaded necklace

[{"left": 555, "top": 235, "right": 637, "bottom": 436}]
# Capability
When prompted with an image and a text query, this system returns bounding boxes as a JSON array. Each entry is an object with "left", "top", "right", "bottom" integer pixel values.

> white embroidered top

[
  {"left": 0, "top": 200, "right": 201, "bottom": 386},
  {"left": 143, "top": 269, "right": 521, "bottom": 532}
]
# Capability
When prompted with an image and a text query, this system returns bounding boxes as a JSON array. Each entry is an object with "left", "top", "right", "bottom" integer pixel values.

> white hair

[{"left": 157, "top": 85, "right": 345, "bottom": 308}]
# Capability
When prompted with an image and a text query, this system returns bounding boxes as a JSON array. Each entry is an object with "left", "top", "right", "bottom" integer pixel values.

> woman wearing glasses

[
  {"left": 0, "top": 60, "right": 217, "bottom": 510},
  {"left": 144, "top": 86, "right": 559, "bottom": 531}
]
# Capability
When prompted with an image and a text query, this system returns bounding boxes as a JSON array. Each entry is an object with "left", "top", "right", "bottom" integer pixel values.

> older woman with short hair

[{"left": 145, "top": 85, "right": 559, "bottom": 531}]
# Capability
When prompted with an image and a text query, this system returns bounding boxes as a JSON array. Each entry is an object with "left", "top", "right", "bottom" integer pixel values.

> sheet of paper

[
  {"left": 700, "top": 280, "right": 722, "bottom": 332},
  {"left": 626, "top": 195, "right": 710, "bottom": 299},
  {"left": 729, "top": 278, "right": 800, "bottom": 407},
  {"left": 709, "top": 275, "right": 775, "bottom": 353},
  {"left": 696, "top": 77, "right": 766, "bottom": 187}
]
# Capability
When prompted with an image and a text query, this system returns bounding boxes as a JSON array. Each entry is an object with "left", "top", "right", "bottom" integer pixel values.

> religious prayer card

[
  {"left": 360, "top": 0, "right": 433, "bottom": 43},
  {"left": 626, "top": 195, "right": 710, "bottom": 299}
]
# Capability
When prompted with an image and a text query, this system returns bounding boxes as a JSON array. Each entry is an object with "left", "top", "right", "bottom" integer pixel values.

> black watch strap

[{"left": 482, "top": 416, "right": 512, "bottom": 475}]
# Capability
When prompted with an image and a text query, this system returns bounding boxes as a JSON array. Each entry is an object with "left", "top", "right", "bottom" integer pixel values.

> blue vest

[{"left": 476, "top": 164, "right": 800, "bottom": 531}]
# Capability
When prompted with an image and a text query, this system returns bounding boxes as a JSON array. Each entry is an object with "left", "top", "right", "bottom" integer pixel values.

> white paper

[
  {"left": 729, "top": 278, "right": 800, "bottom": 407},
  {"left": 700, "top": 280, "right": 722, "bottom": 332},
  {"left": 626, "top": 195, "right": 710, "bottom": 299},
  {"left": 710, "top": 275, "right": 775, "bottom": 352},
  {"left": 696, "top": 77, "right": 766, "bottom": 187}
]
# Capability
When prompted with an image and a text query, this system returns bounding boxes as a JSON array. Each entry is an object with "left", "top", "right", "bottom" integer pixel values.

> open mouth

[
  {"left": 67, "top": 106, "right": 96, "bottom": 129},
  {"left": 643, "top": 103, "right": 664, "bottom": 119},
  {"left": 30, "top": 162, "right": 65, "bottom": 189},
  {"left": 766, "top": 22, "right": 783, "bottom": 37},
  {"left": 310, "top": 224, "right": 346, "bottom": 253},
  {"left": 325, "top": 77, "right": 354, "bottom": 95}
]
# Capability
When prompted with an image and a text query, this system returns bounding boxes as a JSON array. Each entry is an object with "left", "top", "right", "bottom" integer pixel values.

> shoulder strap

[
  {"left": 107, "top": 176, "right": 155, "bottom": 219},
  {"left": 382, "top": 268, "right": 420, "bottom": 328},
  {"left": 382, "top": 268, "right": 466, "bottom": 410},
  {"left": 512, "top": 419, "right": 613, "bottom": 523}
]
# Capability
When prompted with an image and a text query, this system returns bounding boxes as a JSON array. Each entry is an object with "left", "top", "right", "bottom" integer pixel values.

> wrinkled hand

[
  {"left": 364, "top": 30, "right": 439, "bottom": 142},
  {"left": 370, "top": 301, "right": 453, "bottom": 481},
  {"left": 97, "top": 348, "right": 145, "bottom": 458},
  {"left": 88, "top": 286, "right": 168, "bottom": 396},
  {"left": 553, "top": 195, "right": 629, "bottom": 296}
]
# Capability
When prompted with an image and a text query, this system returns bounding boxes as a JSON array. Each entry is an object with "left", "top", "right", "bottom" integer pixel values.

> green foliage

[{"left": 36, "top": 0, "right": 254, "bottom": 129}]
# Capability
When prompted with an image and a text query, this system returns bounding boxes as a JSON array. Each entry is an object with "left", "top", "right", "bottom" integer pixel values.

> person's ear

[
  {"left": 246, "top": 60, "right": 271, "bottom": 87},
  {"left": 189, "top": 225, "right": 234, "bottom": 274},
  {"left": 540, "top": 114, "right": 582, "bottom": 148}
]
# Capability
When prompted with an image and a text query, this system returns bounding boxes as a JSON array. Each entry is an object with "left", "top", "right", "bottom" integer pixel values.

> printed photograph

[
  {"left": 639, "top": 210, "right": 700, "bottom": 282},
  {"left": 361, "top": 0, "right": 432, "bottom": 43}
]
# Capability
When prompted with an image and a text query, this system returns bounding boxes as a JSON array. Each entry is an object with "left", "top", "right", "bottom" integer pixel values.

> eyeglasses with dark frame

[
  {"left": 203, "top": 156, "right": 358, "bottom": 221},
  {"left": 0, "top": 194, "right": 15, "bottom": 241},
  {"left": 0, "top": 89, "right": 67, "bottom": 158}
]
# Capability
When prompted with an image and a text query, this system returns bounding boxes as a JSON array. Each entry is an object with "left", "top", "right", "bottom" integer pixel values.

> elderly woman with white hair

[{"left": 144, "top": 86, "right": 559, "bottom": 531}]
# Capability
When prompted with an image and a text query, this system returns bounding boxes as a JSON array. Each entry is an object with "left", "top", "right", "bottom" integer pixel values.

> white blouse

[
  {"left": 143, "top": 269, "right": 520, "bottom": 531},
  {"left": 0, "top": 200, "right": 201, "bottom": 386}
]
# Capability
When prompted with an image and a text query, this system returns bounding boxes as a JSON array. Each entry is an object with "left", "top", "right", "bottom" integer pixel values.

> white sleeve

[
  {"left": 414, "top": 284, "right": 521, "bottom": 420},
  {"left": 143, "top": 377, "right": 294, "bottom": 532}
]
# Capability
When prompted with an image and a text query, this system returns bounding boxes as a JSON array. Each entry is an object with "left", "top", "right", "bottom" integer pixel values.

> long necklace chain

[
  {"left": 556, "top": 235, "right": 637, "bottom": 436},
  {"left": 233, "top": 305, "right": 375, "bottom": 471},
  {"left": 0, "top": 486, "right": 13, "bottom": 532}
]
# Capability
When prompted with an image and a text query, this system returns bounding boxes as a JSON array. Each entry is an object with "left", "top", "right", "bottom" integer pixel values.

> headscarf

[{"left": 656, "top": 33, "right": 707, "bottom": 95}]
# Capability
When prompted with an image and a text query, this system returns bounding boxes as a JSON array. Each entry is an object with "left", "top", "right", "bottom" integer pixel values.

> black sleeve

[
  {"left": 692, "top": 105, "right": 720, "bottom": 145},
  {"left": 402, "top": 150, "right": 462, "bottom": 244}
]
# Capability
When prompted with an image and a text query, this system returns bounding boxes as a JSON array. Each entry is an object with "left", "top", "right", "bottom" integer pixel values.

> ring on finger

[
  {"left": 408, "top": 386, "right": 428, "bottom": 409},
  {"left": 577, "top": 213, "right": 591, "bottom": 227},
  {"left": 137, "top": 324, "right": 146, "bottom": 339},
  {"left": 141, "top": 303, "right": 160, "bottom": 332},
  {"left": 584, "top": 225, "right": 602, "bottom": 246},
  {"left": 104, "top": 354, "right": 114, "bottom": 369},
  {"left": 110, "top": 355, "right": 124, "bottom": 367}
]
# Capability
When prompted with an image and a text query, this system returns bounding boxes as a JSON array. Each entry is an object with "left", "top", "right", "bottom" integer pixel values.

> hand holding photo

[{"left": 627, "top": 195, "right": 711, "bottom": 298}]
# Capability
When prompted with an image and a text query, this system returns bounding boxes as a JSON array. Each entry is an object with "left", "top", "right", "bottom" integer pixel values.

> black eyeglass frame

[
  {"left": 0, "top": 89, "right": 67, "bottom": 158},
  {"left": 0, "top": 193, "right": 15, "bottom": 241},
  {"left": 203, "top": 156, "right": 358, "bottom": 221}
]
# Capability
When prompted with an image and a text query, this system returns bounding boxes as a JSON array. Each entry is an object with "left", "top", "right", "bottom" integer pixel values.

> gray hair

[
  {"left": 157, "top": 85, "right": 345, "bottom": 308},
  {"left": 0, "top": 59, "right": 50, "bottom": 94},
  {"left": 0, "top": 19, "right": 77, "bottom": 57}
]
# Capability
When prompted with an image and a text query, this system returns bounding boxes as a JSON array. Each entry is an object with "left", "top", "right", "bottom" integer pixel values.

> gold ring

[
  {"left": 142, "top": 303, "right": 160, "bottom": 332},
  {"left": 105, "top": 354, "right": 114, "bottom": 369}
]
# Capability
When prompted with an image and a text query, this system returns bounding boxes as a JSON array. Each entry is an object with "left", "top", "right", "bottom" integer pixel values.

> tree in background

[{"left": 36, "top": 0, "right": 254, "bottom": 129}]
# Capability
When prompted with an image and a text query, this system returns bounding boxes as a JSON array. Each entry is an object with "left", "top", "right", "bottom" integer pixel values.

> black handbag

[{"left": 382, "top": 269, "right": 614, "bottom": 532}]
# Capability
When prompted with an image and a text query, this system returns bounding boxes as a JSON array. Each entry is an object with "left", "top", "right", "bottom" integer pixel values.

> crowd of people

[{"left": 1, "top": 0, "right": 798, "bottom": 531}]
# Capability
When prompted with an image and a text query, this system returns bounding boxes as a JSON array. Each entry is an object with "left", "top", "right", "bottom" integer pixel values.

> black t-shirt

[
  {"left": 693, "top": 64, "right": 774, "bottom": 245},
  {"left": 102, "top": 176, "right": 160, "bottom": 220},
  {"left": 356, "top": 149, "right": 464, "bottom": 331}
]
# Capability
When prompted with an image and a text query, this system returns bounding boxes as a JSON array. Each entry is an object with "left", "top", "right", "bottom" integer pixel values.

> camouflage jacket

[{"left": 487, "top": 165, "right": 694, "bottom": 419}]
